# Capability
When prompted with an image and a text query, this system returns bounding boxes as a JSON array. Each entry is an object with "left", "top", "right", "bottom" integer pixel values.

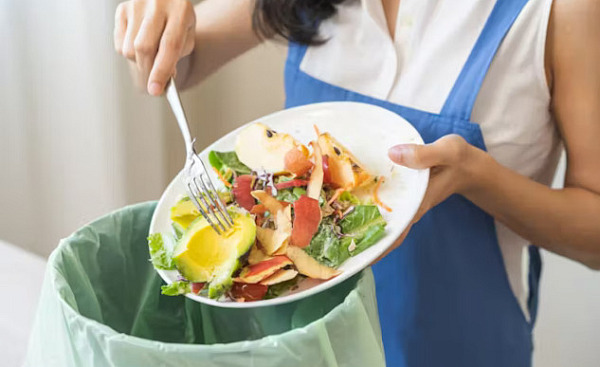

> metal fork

[{"left": 164, "top": 77, "right": 234, "bottom": 234}]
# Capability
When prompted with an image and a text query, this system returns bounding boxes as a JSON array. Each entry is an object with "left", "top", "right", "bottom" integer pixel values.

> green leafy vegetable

[
  {"left": 305, "top": 205, "right": 387, "bottom": 267},
  {"left": 208, "top": 151, "right": 251, "bottom": 176},
  {"left": 339, "top": 205, "right": 386, "bottom": 234},
  {"left": 161, "top": 281, "right": 191, "bottom": 296},
  {"left": 264, "top": 276, "right": 301, "bottom": 299},
  {"left": 305, "top": 219, "right": 349, "bottom": 267},
  {"left": 339, "top": 205, "right": 387, "bottom": 256},
  {"left": 276, "top": 187, "right": 306, "bottom": 203},
  {"left": 147, "top": 233, "right": 175, "bottom": 270}
]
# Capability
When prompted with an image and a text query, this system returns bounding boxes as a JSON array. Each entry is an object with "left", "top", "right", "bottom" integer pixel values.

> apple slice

[
  {"left": 317, "top": 133, "right": 373, "bottom": 189},
  {"left": 284, "top": 147, "right": 313, "bottom": 176},
  {"left": 255, "top": 206, "right": 292, "bottom": 254},
  {"left": 291, "top": 195, "right": 322, "bottom": 248},
  {"left": 230, "top": 283, "right": 268, "bottom": 302},
  {"left": 322, "top": 155, "right": 332, "bottom": 184},
  {"left": 235, "top": 123, "right": 303, "bottom": 173},
  {"left": 260, "top": 269, "right": 299, "bottom": 286},
  {"left": 275, "top": 179, "right": 310, "bottom": 190},
  {"left": 234, "top": 255, "right": 292, "bottom": 284},
  {"left": 251, "top": 190, "right": 286, "bottom": 215},
  {"left": 233, "top": 175, "right": 255, "bottom": 211},
  {"left": 250, "top": 203, "right": 267, "bottom": 215},
  {"left": 248, "top": 242, "right": 270, "bottom": 265},
  {"left": 286, "top": 246, "right": 341, "bottom": 280},
  {"left": 307, "top": 143, "right": 324, "bottom": 200}
]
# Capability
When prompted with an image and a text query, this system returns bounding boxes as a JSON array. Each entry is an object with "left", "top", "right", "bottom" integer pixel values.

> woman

[{"left": 114, "top": 0, "right": 600, "bottom": 365}]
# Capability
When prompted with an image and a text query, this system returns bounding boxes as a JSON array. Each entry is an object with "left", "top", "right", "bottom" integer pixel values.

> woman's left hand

[{"left": 374, "top": 134, "right": 483, "bottom": 262}]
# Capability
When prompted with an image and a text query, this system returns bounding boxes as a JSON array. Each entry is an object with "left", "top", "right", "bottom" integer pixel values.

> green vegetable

[
  {"left": 344, "top": 224, "right": 386, "bottom": 255},
  {"left": 264, "top": 276, "right": 301, "bottom": 299},
  {"left": 339, "top": 205, "right": 387, "bottom": 256},
  {"left": 147, "top": 233, "right": 175, "bottom": 270},
  {"left": 276, "top": 187, "right": 306, "bottom": 203},
  {"left": 305, "top": 219, "right": 349, "bottom": 267},
  {"left": 161, "top": 281, "right": 191, "bottom": 296},
  {"left": 208, "top": 151, "right": 251, "bottom": 176},
  {"left": 275, "top": 176, "right": 294, "bottom": 184},
  {"left": 305, "top": 205, "right": 387, "bottom": 267},
  {"left": 339, "top": 191, "right": 361, "bottom": 205}
]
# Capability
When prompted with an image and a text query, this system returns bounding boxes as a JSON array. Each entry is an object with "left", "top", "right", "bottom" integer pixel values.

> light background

[{"left": 0, "top": 1, "right": 598, "bottom": 366}]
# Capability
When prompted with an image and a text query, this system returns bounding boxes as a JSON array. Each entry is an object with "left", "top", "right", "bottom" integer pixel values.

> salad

[{"left": 148, "top": 123, "right": 390, "bottom": 302}]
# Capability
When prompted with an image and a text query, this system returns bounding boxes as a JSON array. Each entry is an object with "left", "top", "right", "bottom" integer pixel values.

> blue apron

[{"left": 284, "top": 0, "right": 541, "bottom": 366}]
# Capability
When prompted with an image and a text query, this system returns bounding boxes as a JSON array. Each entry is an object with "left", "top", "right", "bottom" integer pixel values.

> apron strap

[{"left": 441, "top": 0, "right": 530, "bottom": 120}]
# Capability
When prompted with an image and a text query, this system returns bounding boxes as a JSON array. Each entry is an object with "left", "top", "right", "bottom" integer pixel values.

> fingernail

[
  {"left": 148, "top": 82, "right": 162, "bottom": 96},
  {"left": 388, "top": 145, "right": 413, "bottom": 163}
]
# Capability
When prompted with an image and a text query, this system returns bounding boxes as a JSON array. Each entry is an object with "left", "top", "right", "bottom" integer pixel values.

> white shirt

[{"left": 299, "top": 0, "right": 562, "bottom": 319}]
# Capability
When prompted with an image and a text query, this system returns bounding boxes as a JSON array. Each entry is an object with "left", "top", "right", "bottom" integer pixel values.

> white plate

[{"left": 149, "top": 101, "right": 429, "bottom": 308}]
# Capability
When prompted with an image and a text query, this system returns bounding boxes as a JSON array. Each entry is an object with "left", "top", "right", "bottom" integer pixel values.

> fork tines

[{"left": 185, "top": 158, "right": 234, "bottom": 235}]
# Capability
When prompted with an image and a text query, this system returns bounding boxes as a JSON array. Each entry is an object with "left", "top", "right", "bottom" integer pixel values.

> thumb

[
  {"left": 388, "top": 144, "right": 440, "bottom": 169},
  {"left": 388, "top": 135, "right": 466, "bottom": 169}
]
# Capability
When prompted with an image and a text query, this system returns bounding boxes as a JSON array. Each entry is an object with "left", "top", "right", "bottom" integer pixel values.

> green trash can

[{"left": 24, "top": 202, "right": 386, "bottom": 367}]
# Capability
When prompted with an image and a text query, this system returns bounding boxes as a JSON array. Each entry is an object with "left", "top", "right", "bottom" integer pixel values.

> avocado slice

[
  {"left": 173, "top": 209, "right": 256, "bottom": 299},
  {"left": 170, "top": 198, "right": 199, "bottom": 229},
  {"left": 171, "top": 194, "right": 234, "bottom": 230}
]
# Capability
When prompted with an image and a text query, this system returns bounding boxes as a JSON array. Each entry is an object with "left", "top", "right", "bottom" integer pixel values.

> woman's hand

[
  {"left": 374, "top": 134, "right": 483, "bottom": 262},
  {"left": 114, "top": 0, "right": 196, "bottom": 95}
]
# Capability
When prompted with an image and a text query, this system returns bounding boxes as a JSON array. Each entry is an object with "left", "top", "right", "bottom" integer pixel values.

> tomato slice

[{"left": 230, "top": 282, "right": 268, "bottom": 302}]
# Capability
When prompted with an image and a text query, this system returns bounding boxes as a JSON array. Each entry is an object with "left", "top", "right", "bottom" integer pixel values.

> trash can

[{"left": 24, "top": 202, "right": 386, "bottom": 367}]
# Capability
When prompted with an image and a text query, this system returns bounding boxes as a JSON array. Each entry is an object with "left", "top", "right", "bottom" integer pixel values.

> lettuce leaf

[
  {"left": 305, "top": 205, "right": 387, "bottom": 267},
  {"left": 208, "top": 151, "right": 251, "bottom": 176},
  {"left": 339, "top": 205, "right": 387, "bottom": 256},
  {"left": 161, "top": 281, "right": 190, "bottom": 296},
  {"left": 147, "top": 233, "right": 175, "bottom": 270}
]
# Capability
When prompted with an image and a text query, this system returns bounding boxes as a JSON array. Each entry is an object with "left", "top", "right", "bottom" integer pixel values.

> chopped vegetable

[
  {"left": 161, "top": 281, "right": 190, "bottom": 296},
  {"left": 148, "top": 233, "right": 175, "bottom": 270},
  {"left": 213, "top": 167, "right": 233, "bottom": 188},
  {"left": 209, "top": 151, "right": 251, "bottom": 175}
]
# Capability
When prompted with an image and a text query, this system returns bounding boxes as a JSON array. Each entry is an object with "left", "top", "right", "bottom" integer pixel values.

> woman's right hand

[{"left": 114, "top": 0, "right": 196, "bottom": 96}]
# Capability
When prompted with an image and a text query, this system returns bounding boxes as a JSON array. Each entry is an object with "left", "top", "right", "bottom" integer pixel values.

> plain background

[{"left": 0, "top": 1, "right": 598, "bottom": 365}]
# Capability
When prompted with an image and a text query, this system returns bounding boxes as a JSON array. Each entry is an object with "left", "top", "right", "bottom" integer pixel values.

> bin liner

[{"left": 24, "top": 202, "right": 385, "bottom": 367}]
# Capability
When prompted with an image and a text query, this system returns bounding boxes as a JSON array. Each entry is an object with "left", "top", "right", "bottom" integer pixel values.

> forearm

[
  {"left": 177, "top": 0, "right": 262, "bottom": 90},
  {"left": 463, "top": 149, "right": 600, "bottom": 269}
]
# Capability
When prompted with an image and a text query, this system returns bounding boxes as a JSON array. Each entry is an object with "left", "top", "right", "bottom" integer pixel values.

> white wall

[{"left": 534, "top": 154, "right": 600, "bottom": 366}]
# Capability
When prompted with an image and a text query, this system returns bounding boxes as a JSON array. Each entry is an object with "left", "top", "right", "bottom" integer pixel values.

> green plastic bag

[{"left": 25, "top": 202, "right": 385, "bottom": 367}]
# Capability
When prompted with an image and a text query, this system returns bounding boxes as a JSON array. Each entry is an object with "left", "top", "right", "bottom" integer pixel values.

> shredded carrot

[
  {"left": 313, "top": 124, "right": 321, "bottom": 137},
  {"left": 327, "top": 188, "right": 346, "bottom": 206},
  {"left": 213, "top": 167, "right": 232, "bottom": 188},
  {"left": 373, "top": 176, "right": 392, "bottom": 212}
]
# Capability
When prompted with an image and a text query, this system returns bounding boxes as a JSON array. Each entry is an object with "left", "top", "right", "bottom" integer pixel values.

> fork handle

[{"left": 165, "top": 77, "right": 195, "bottom": 155}]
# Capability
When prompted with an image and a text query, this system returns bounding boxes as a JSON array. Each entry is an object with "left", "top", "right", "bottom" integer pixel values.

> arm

[
  {"left": 387, "top": 0, "right": 600, "bottom": 269},
  {"left": 114, "top": 0, "right": 261, "bottom": 95}
]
